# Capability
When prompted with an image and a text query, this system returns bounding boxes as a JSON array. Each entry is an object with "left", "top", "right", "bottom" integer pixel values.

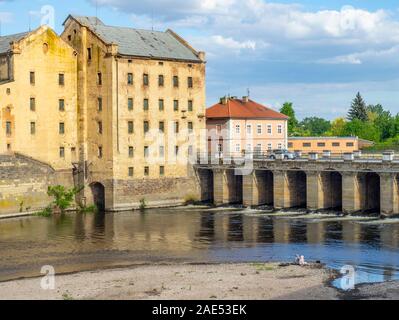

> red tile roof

[{"left": 206, "top": 98, "right": 289, "bottom": 120}]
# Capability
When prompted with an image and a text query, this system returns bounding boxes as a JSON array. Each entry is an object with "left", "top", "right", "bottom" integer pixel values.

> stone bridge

[{"left": 195, "top": 152, "right": 399, "bottom": 217}]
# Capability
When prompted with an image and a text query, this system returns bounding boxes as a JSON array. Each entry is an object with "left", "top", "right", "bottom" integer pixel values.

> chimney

[
  {"left": 242, "top": 96, "right": 249, "bottom": 103},
  {"left": 198, "top": 51, "right": 206, "bottom": 61},
  {"left": 220, "top": 96, "right": 228, "bottom": 105}
]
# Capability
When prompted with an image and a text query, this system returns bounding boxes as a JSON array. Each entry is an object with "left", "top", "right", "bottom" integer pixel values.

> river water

[{"left": 0, "top": 206, "right": 399, "bottom": 289}]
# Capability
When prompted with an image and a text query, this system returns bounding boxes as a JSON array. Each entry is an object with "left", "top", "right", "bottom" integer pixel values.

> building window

[
  {"left": 247, "top": 125, "right": 252, "bottom": 134},
  {"left": 255, "top": 144, "right": 262, "bottom": 153},
  {"left": 257, "top": 124, "right": 262, "bottom": 135},
  {"left": 30, "top": 97, "right": 36, "bottom": 111},
  {"left": 159, "top": 99, "right": 164, "bottom": 111},
  {"left": 278, "top": 143, "right": 282, "bottom": 150},
  {"left": 143, "top": 99, "right": 149, "bottom": 111},
  {"left": 128, "top": 98, "right": 133, "bottom": 111},
  {"left": 188, "top": 100, "right": 193, "bottom": 112},
  {"left": 98, "top": 121, "right": 103, "bottom": 134},
  {"left": 143, "top": 73, "right": 149, "bottom": 86},
  {"left": 127, "top": 73, "right": 133, "bottom": 85},
  {"left": 97, "top": 97, "right": 103, "bottom": 112},
  {"left": 87, "top": 48, "right": 92, "bottom": 61},
  {"left": 174, "top": 121, "right": 179, "bottom": 134},
  {"left": 188, "top": 77, "right": 193, "bottom": 88},
  {"left": 303, "top": 143, "right": 311, "bottom": 147},
  {"left": 174, "top": 100, "right": 179, "bottom": 111},
  {"left": 160, "top": 166, "right": 165, "bottom": 177},
  {"left": 59, "top": 122, "right": 65, "bottom": 134},
  {"left": 317, "top": 142, "right": 326, "bottom": 147},
  {"left": 235, "top": 125, "right": 240, "bottom": 134},
  {"left": 159, "top": 121, "right": 165, "bottom": 133},
  {"left": 144, "top": 121, "right": 149, "bottom": 134},
  {"left": 288, "top": 142, "right": 293, "bottom": 148},
  {"left": 7, "top": 143, "right": 11, "bottom": 151},
  {"left": 30, "top": 122, "right": 36, "bottom": 135},
  {"left": 128, "top": 167, "right": 134, "bottom": 177},
  {"left": 59, "top": 99, "right": 65, "bottom": 111},
  {"left": 188, "top": 145, "right": 193, "bottom": 156},
  {"left": 6, "top": 121, "right": 11, "bottom": 136},
  {"left": 188, "top": 122, "right": 193, "bottom": 133},
  {"left": 30, "top": 71, "right": 35, "bottom": 85},
  {"left": 235, "top": 144, "right": 241, "bottom": 153},
  {"left": 173, "top": 76, "right": 179, "bottom": 87},
  {"left": 278, "top": 125, "right": 282, "bottom": 134},
  {"left": 159, "top": 146, "right": 165, "bottom": 157},
  {"left": 144, "top": 166, "right": 149, "bottom": 176},
  {"left": 59, "top": 73, "right": 65, "bottom": 86},
  {"left": 175, "top": 146, "right": 179, "bottom": 156},
  {"left": 268, "top": 143, "right": 272, "bottom": 151},
  {"left": 129, "top": 146, "right": 134, "bottom": 158},
  {"left": 59, "top": 147, "right": 65, "bottom": 158},
  {"left": 267, "top": 125, "right": 272, "bottom": 134},
  {"left": 144, "top": 146, "right": 149, "bottom": 158},
  {"left": 97, "top": 72, "right": 102, "bottom": 85},
  {"left": 216, "top": 125, "right": 221, "bottom": 133},
  {"left": 158, "top": 75, "right": 164, "bottom": 87},
  {"left": 347, "top": 142, "right": 354, "bottom": 147},
  {"left": 98, "top": 146, "right": 103, "bottom": 158},
  {"left": 128, "top": 121, "right": 134, "bottom": 134},
  {"left": 332, "top": 142, "right": 340, "bottom": 147}
]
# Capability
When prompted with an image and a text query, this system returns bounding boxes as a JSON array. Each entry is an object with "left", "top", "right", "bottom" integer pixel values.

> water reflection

[{"left": 1, "top": 209, "right": 399, "bottom": 288}]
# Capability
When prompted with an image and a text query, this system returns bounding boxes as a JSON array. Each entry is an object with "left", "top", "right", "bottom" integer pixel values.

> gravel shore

[{"left": 0, "top": 263, "right": 340, "bottom": 300}]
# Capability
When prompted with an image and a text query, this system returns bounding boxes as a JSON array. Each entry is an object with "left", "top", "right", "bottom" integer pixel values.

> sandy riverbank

[{"left": 0, "top": 263, "right": 341, "bottom": 300}]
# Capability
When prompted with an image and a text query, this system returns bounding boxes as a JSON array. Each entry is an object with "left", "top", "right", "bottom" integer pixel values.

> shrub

[
  {"left": 47, "top": 185, "right": 82, "bottom": 214},
  {"left": 139, "top": 198, "right": 147, "bottom": 211},
  {"left": 184, "top": 194, "right": 200, "bottom": 205}
]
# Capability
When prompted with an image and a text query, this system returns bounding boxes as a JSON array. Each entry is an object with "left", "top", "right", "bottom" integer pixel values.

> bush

[
  {"left": 184, "top": 194, "right": 200, "bottom": 205},
  {"left": 35, "top": 206, "right": 52, "bottom": 217},
  {"left": 78, "top": 204, "right": 98, "bottom": 214},
  {"left": 47, "top": 185, "right": 82, "bottom": 214},
  {"left": 139, "top": 198, "right": 147, "bottom": 211}
]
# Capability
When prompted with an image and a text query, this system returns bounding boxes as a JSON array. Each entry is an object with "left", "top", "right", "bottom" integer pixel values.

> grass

[{"left": 251, "top": 263, "right": 277, "bottom": 271}]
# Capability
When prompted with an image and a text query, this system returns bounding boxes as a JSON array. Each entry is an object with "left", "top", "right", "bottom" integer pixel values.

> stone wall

[{"left": 0, "top": 154, "right": 74, "bottom": 215}]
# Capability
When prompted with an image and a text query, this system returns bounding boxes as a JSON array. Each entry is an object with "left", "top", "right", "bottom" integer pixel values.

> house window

[
  {"left": 246, "top": 144, "right": 252, "bottom": 152},
  {"left": 59, "top": 147, "right": 65, "bottom": 158},
  {"left": 346, "top": 142, "right": 354, "bottom": 147},
  {"left": 247, "top": 125, "right": 252, "bottom": 134},
  {"left": 278, "top": 125, "right": 282, "bottom": 134},
  {"left": 97, "top": 72, "right": 102, "bottom": 85},
  {"left": 143, "top": 99, "right": 149, "bottom": 111},
  {"left": 59, "top": 122, "right": 65, "bottom": 134},
  {"left": 98, "top": 97, "right": 103, "bottom": 111},
  {"left": 128, "top": 167, "right": 134, "bottom": 177},
  {"left": 144, "top": 146, "right": 149, "bottom": 158},
  {"left": 128, "top": 121, "right": 134, "bottom": 134},
  {"left": 59, "top": 73, "right": 65, "bottom": 86},
  {"left": 278, "top": 143, "right": 282, "bottom": 150},
  {"left": 257, "top": 124, "right": 262, "bottom": 135},
  {"left": 332, "top": 142, "right": 340, "bottom": 147},
  {"left": 98, "top": 146, "right": 103, "bottom": 158},
  {"left": 160, "top": 166, "right": 165, "bottom": 177},
  {"left": 268, "top": 143, "right": 272, "bottom": 151},
  {"left": 288, "top": 142, "right": 293, "bottom": 148},
  {"left": 267, "top": 125, "right": 272, "bottom": 134},
  {"left": 30, "top": 71, "right": 35, "bottom": 85},
  {"left": 317, "top": 142, "right": 326, "bottom": 147},
  {"left": 235, "top": 125, "right": 240, "bottom": 134},
  {"left": 188, "top": 122, "right": 193, "bottom": 133},
  {"left": 159, "top": 99, "right": 164, "bottom": 111},
  {"left": 144, "top": 166, "right": 150, "bottom": 176},
  {"left": 255, "top": 144, "right": 262, "bottom": 153},
  {"left": 87, "top": 48, "right": 92, "bottom": 61},
  {"left": 59, "top": 99, "right": 65, "bottom": 111},
  {"left": 30, "top": 122, "right": 36, "bottom": 135},
  {"left": 188, "top": 77, "right": 193, "bottom": 88},
  {"left": 30, "top": 97, "right": 36, "bottom": 111},
  {"left": 159, "top": 146, "right": 165, "bottom": 157},
  {"left": 188, "top": 145, "right": 193, "bottom": 156},
  {"left": 174, "top": 121, "right": 179, "bottom": 134},
  {"left": 159, "top": 121, "right": 165, "bottom": 133},
  {"left": 173, "top": 76, "right": 179, "bottom": 87},
  {"left": 158, "top": 75, "right": 164, "bottom": 87},
  {"left": 128, "top": 98, "right": 133, "bottom": 111},
  {"left": 303, "top": 143, "right": 311, "bottom": 147},
  {"left": 235, "top": 144, "right": 241, "bottom": 153},
  {"left": 6, "top": 121, "right": 11, "bottom": 135},
  {"left": 174, "top": 100, "right": 179, "bottom": 111},
  {"left": 216, "top": 125, "right": 221, "bottom": 133},
  {"left": 143, "top": 73, "right": 149, "bottom": 86},
  {"left": 144, "top": 121, "right": 149, "bottom": 134},
  {"left": 98, "top": 121, "right": 103, "bottom": 134},
  {"left": 129, "top": 146, "right": 134, "bottom": 158},
  {"left": 175, "top": 146, "right": 179, "bottom": 156},
  {"left": 127, "top": 73, "right": 133, "bottom": 85},
  {"left": 188, "top": 100, "right": 193, "bottom": 112}
]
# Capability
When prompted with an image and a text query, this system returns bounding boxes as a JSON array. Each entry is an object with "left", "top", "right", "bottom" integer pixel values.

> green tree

[
  {"left": 326, "top": 117, "right": 347, "bottom": 136},
  {"left": 299, "top": 117, "right": 331, "bottom": 136},
  {"left": 347, "top": 92, "right": 368, "bottom": 122},
  {"left": 343, "top": 119, "right": 381, "bottom": 142},
  {"left": 280, "top": 102, "right": 298, "bottom": 135}
]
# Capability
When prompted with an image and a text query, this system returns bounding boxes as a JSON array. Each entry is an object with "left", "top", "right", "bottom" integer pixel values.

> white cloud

[{"left": 211, "top": 35, "right": 257, "bottom": 50}]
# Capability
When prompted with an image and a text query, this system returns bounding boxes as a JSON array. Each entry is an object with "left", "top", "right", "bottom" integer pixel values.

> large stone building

[{"left": 0, "top": 16, "right": 206, "bottom": 214}]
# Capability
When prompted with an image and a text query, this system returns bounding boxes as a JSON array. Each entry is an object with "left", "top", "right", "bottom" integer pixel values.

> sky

[{"left": 1, "top": 0, "right": 399, "bottom": 120}]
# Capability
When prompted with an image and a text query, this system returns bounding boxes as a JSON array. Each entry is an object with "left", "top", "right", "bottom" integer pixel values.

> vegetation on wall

[{"left": 281, "top": 92, "right": 399, "bottom": 150}]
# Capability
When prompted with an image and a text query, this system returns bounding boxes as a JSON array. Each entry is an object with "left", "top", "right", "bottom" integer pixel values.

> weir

[{"left": 195, "top": 152, "right": 399, "bottom": 217}]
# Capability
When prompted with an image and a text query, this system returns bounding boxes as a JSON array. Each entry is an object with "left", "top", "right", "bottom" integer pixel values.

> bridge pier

[
  {"left": 306, "top": 172, "right": 323, "bottom": 210},
  {"left": 380, "top": 173, "right": 398, "bottom": 216},
  {"left": 342, "top": 172, "right": 362, "bottom": 214},
  {"left": 307, "top": 171, "right": 342, "bottom": 211},
  {"left": 213, "top": 169, "right": 242, "bottom": 205},
  {"left": 243, "top": 170, "right": 273, "bottom": 207}
]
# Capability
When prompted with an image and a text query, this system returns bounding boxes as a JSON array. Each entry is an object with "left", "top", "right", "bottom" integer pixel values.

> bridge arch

[
  {"left": 90, "top": 182, "right": 105, "bottom": 212},
  {"left": 197, "top": 168, "right": 214, "bottom": 203},
  {"left": 321, "top": 170, "right": 343, "bottom": 210},
  {"left": 286, "top": 169, "right": 307, "bottom": 208},
  {"left": 361, "top": 171, "right": 381, "bottom": 213}
]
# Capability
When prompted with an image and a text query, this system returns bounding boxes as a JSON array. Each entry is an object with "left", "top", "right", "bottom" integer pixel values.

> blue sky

[{"left": 1, "top": 0, "right": 399, "bottom": 120}]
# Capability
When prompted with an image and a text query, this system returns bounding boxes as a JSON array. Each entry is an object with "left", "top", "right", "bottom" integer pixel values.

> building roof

[
  {"left": 206, "top": 98, "right": 289, "bottom": 120},
  {"left": 64, "top": 15, "right": 202, "bottom": 62},
  {"left": 289, "top": 136, "right": 360, "bottom": 140},
  {"left": 0, "top": 31, "right": 30, "bottom": 54}
]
